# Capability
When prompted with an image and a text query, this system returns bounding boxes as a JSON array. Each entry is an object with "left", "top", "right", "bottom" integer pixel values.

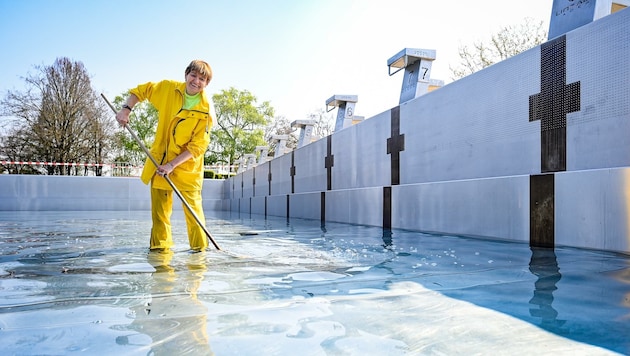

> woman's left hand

[{"left": 158, "top": 162, "right": 174, "bottom": 176}]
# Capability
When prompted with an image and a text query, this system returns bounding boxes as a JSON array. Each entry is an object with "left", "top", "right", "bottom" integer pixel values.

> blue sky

[{"left": 0, "top": 0, "right": 553, "bottom": 122}]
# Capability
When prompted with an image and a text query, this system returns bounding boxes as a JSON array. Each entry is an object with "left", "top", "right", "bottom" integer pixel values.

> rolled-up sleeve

[{"left": 184, "top": 114, "right": 211, "bottom": 158}]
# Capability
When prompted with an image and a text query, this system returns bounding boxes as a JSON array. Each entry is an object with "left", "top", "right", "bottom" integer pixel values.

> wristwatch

[{"left": 122, "top": 104, "right": 133, "bottom": 112}]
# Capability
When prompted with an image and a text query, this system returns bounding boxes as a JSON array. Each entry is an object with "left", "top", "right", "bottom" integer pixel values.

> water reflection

[
  {"left": 611, "top": 260, "right": 630, "bottom": 322},
  {"left": 381, "top": 228, "right": 393, "bottom": 249},
  {"left": 121, "top": 250, "right": 214, "bottom": 355},
  {"left": 528, "top": 247, "right": 566, "bottom": 330}
]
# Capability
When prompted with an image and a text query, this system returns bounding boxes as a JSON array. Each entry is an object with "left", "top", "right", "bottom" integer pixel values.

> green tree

[
  {"left": 0, "top": 57, "right": 115, "bottom": 175},
  {"left": 450, "top": 17, "right": 547, "bottom": 80},
  {"left": 109, "top": 94, "right": 158, "bottom": 171},
  {"left": 209, "top": 87, "right": 273, "bottom": 165}
]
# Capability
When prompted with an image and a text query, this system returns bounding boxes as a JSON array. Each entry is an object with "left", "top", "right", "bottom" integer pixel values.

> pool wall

[
  {"left": 0, "top": 175, "right": 225, "bottom": 212},
  {"left": 224, "top": 9, "right": 630, "bottom": 254}
]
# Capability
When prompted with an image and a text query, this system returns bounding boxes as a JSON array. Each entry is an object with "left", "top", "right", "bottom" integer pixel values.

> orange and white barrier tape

[
  {"left": 1, "top": 161, "right": 237, "bottom": 172},
  {"left": 0, "top": 160, "right": 111, "bottom": 167}
]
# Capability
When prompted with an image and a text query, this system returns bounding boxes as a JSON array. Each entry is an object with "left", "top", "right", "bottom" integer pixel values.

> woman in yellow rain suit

[{"left": 116, "top": 60, "right": 214, "bottom": 252}]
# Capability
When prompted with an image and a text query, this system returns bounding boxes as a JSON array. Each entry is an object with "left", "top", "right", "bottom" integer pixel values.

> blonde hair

[{"left": 185, "top": 60, "right": 212, "bottom": 82}]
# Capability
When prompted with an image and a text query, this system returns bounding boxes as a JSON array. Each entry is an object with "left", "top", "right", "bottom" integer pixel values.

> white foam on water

[
  {"left": 86, "top": 280, "right": 120, "bottom": 288},
  {"left": 107, "top": 263, "right": 156, "bottom": 273},
  {"left": 0, "top": 261, "right": 22, "bottom": 277},
  {"left": 0, "top": 279, "right": 53, "bottom": 307},
  {"left": 346, "top": 266, "right": 371, "bottom": 272},
  {"left": 347, "top": 288, "right": 384, "bottom": 295},
  {"left": 286, "top": 271, "right": 348, "bottom": 282},
  {"left": 243, "top": 277, "right": 291, "bottom": 287},
  {"left": 88, "top": 258, "right": 107, "bottom": 264}
]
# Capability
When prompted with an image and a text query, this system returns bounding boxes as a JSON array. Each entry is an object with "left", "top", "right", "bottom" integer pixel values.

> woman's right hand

[{"left": 116, "top": 110, "right": 130, "bottom": 127}]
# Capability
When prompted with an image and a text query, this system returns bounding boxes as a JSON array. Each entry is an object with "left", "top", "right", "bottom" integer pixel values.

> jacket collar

[{"left": 175, "top": 82, "right": 210, "bottom": 112}]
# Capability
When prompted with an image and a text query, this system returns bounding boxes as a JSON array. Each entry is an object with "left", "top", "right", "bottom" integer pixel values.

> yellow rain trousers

[
  {"left": 129, "top": 80, "right": 212, "bottom": 251},
  {"left": 150, "top": 188, "right": 208, "bottom": 251},
  {"left": 151, "top": 187, "right": 208, "bottom": 251}
]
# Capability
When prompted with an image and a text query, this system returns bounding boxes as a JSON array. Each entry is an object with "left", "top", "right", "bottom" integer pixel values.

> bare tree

[
  {"left": 307, "top": 108, "right": 335, "bottom": 140},
  {"left": 0, "top": 126, "right": 43, "bottom": 174},
  {"left": 262, "top": 108, "right": 335, "bottom": 157},
  {"left": 450, "top": 17, "right": 547, "bottom": 80},
  {"left": 264, "top": 115, "right": 298, "bottom": 157},
  {"left": 0, "top": 57, "right": 115, "bottom": 175}
]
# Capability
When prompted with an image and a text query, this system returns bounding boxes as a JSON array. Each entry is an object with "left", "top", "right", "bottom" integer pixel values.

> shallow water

[{"left": 0, "top": 210, "right": 628, "bottom": 355}]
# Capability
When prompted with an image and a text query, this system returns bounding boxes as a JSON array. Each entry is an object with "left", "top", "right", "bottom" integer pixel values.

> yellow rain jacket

[{"left": 131, "top": 80, "right": 212, "bottom": 191}]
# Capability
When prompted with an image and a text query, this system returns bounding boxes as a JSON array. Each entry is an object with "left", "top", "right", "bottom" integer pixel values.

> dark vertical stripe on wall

[
  {"left": 286, "top": 194, "right": 290, "bottom": 219},
  {"left": 290, "top": 152, "right": 296, "bottom": 194},
  {"left": 252, "top": 167, "right": 256, "bottom": 197},
  {"left": 383, "top": 186, "right": 392, "bottom": 229},
  {"left": 325, "top": 136, "right": 334, "bottom": 191},
  {"left": 529, "top": 35, "right": 580, "bottom": 173},
  {"left": 268, "top": 161, "right": 272, "bottom": 196},
  {"left": 320, "top": 191, "right": 326, "bottom": 222},
  {"left": 249, "top": 197, "right": 252, "bottom": 215},
  {"left": 530, "top": 174, "right": 554, "bottom": 248},
  {"left": 387, "top": 106, "right": 404, "bottom": 185},
  {"left": 264, "top": 196, "right": 267, "bottom": 217}
]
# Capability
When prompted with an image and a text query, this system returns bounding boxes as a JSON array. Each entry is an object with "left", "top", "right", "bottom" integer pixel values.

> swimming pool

[{"left": 0, "top": 210, "right": 628, "bottom": 355}]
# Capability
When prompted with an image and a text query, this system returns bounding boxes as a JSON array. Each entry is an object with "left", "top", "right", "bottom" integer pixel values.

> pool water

[{"left": 0, "top": 210, "right": 628, "bottom": 355}]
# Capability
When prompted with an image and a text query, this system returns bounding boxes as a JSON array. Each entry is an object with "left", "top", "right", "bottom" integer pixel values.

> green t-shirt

[{"left": 183, "top": 92, "right": 201, "bottom": 110}]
